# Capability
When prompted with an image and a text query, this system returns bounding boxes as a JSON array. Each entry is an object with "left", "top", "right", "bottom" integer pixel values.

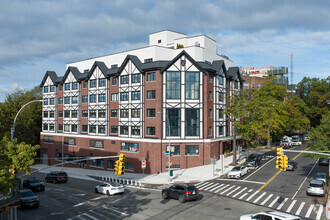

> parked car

[
  {"left": 240, "top": 211, "right": 301, "bottom": 220},
  {"left": 245, "top": 154, "right": 262, "bottom": 167},
  {"left": 19, "top": 190, "right": 39, "bottom": 209},
  {"left": 162, "top": 184, "right": 199, "bottom": 203},
  {"left": 318, "top": 158, "right": 329, "bottom": 166},
  {"left": 95, "top": 182, "right": 125, "bottom": 196},
  {"left": 45, "top": 171, "right": 68, "bottom": 183},
  {"left": 286, "top": 161, "right": 297, "bottom": 171},
  {"left": 291, "top": 135, "right": 302, "bottom": 146},
  {"left": 315, "top": 172, "right": 328, "bottom": 185},
  {"left": 306, "top": 179, "right": 326, "bottom": 197},
  {"left": 227, "top": 166, "right": 248, "bottom": 179},
  {"left": 23, "top": 178, "right": 45, "bottom": 192}
]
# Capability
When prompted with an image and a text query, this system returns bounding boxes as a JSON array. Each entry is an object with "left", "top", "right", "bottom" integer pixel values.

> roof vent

[
  {"left": 111, "top": 64, "right": 118, "bottom": 68},
  {"left": 195, "top": 41, "right": 200, "bottom": 47},
  {"left": 144, "top": 58, "right": 153, "bottom": 63}
]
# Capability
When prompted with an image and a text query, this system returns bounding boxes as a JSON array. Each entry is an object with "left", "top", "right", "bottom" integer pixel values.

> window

[
  {"left": 56, "top": 153, "right": 62, "bottom": 160},
  {"left": 147, "top": 127, "right": 155, "bottom": 135},
  {"left": 89, "top": 125, "right": 96, "bottom": 133},
  {"left": 43, "top": 136, "right": 53, "bottom": 143},
  {"left": 71, "top": 125, "right": 77, "bottom": 132},
  {"left": 185, "top": 145, "right": 199, "bottom": 155},
  {"left": 65, "top": 154, "right": 76, "bottom": 162},
  {"left": 82, "top": 96, "right": 88, "bottom": 103},
  {"left": 111, "top": 93, "right": 118, "bottom": 101},
  {"left": 89, "top": 110, "right": 96, "bottom": 118},
  {"left": 50, "top": 98, "right": 55, "bottom": 105},
  {"left": 120, "top": 75, "right": 129, "bottom": 84},
  {"left": 43, "top": 124, "right": 48, "bottom": 130},
  {"left": 147, "top": 90, "right": 155, "bottom": 99},
  {"left": 132, "top": 74, "right": 140, "bottom": 83},
  {"left": 208, "top": 109, "right": 212, "bottom": 118},
  {"left": 98, "top": 109, "right": 106, "bottom": 118},
  {"left": 208, "top": 91, "right": 212, "bottom": 100},
  {"left": 147, "top": 109, "right": 155, "bottom": 117},
  {"left": 219, "top": 126, "right": 224, "bottom": 136},
  {"left": 60, "top": 84, "right": 63, "bottom": 91},
  {"left": 64, "top": 97, "right": 70, "bottom": 104},
  {"left": 120, "top": 92, "right": 129, "bottom": 101},
  {"left": 82, "top": 125, "right": 88, "bottom": 132},
  {"left": 185, "top": 109, "right": 200, "bottom": 136},
  {"left": 234, "top": 81, "right": 239, "bottom": 89},
  {"left": 166, "top": 108, "right": 180, "bottom": 136},
  {"left": 218, "top": 76, "right": 223, "bottom": 85},
  {"left": 121, "top": 142, "right": 139, "bottom": 152},
  {"left": 50, "top": 85, "right": 55, "bottom": 92},
  {"left": 44, "top": 86, "right": 48, "bottom": 93},
  {"left": 58, "top": 111, "right": 63, "bottom": 117},
  {"left": 58, "top": 124, "right": 63, "bottom": 132},
  {"left": 111, "top": 126, "right": 118, "bottom": 134},
  {"left": 107, "top": 160, "right": 115, "bottom": 169},
  {"left": 90, "top": 94, "right": 96, "bottom": 103},
  {"left": 98, "top": 93, "right": 106, "bottom": 102},
  {"left": 208, "top": 74, "right": 212, "bottom": 83},
  {"left": 72, "top": 96, "right": 78, "bottom": 104},
  {"left": 131, "top": 109, "right": 140, "bottom": 118},
  {"left": 219, "top": 109, "right": 224, "bottom": 119},
  {"left": 49, "top": 111, "right": 55, "bottom": 118},
  {"left": 43, "top": 111, "right": 48, "bottom": 118},
  {"left": 99, "top": 78, "right": 106, "bottom": 87},
  {"left": 166, "top": 71, "right": 180, "bottom": 99},
  {"left": 147, "top": 72, "right": 155, "bottom": 81},
  {"left": 82, "top": 110, "right": 88, "bottom": 117},
  {"left": 64, "top": 124, "right": 70, "bottom": 132},
  {"left": 83, "top": 81, "right": 87, "bottom": 88},
  {"left": 243, "top": 82, "right": 249, "bottom": 89},
  {"left": 131, "top": 126, "right": 140, "bottom": 135},
  {"left": 168, "top": 145, "right": 180, "bottom": 155},
  {"left": 90, "top": 159, "right": 104, "bottom": 167},
  {"left": 111, "top": 109, "right": 118, "bottom": 117},
  {"left": 65, "top": 83, "right": 70, "bottom": 91},
  {"left": 120, "top": 126, "right": 128, "bottom": 135},
  {"left": 120, "top": 109, "right": 129, "bottom": 118},
  {"left": 126, "top": 162, "right": 134, "bottom": 171},
  {"left": 112, "top": 77, "right": 117, "bottom": 85},
  {"left": 98, "top": 125, "right": 105, "bottom": 134},
  {"left": 185, "top": 72, "right": 199, "bottom": 100},
  {"left": 208, "top": 127, "right": 212, "bottom": 136},
  {"left": 64, "top": 110, "right": 70, "bottom": 118},
  {"left": 90, "top": 79, "right": 97, "bottom": 88},
  {"left": 72, "top": 110, "right": 78, "bottom": 118},
  {"left": 59, "top": 97, "right": 63, "bottom": 104},
  {"left": 257, "top": 84, "right": 260, "bottom": 89},
  {"left": 252, "top": 84, "right": 255, "bottom": 89},
  {"left": 44, "top": 99, "right": 48, "bottom": 105},
  {"left": 131, "top": 91, "right": 140, "bottom": 100},
  {"left": 49, "top": 124, "right": 55, "bottom": 131},
  {"left": 72, "top": 82, "right": 78, "bottom": 90},
  {"left": 90, "top": 140, "right": 104, "bottom": 148},
  {"left": 218, "top": 92, "right": 224, "bottom": 102}
]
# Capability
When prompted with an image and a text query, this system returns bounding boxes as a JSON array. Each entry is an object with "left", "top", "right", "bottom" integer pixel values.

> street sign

[{"left": 141, "top": 160, "right": 146, "bottom": 169}]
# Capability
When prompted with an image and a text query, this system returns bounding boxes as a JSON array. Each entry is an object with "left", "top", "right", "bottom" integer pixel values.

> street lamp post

[
  {"left": 11, "top": 99, "right": 44, "bottom": 140},
  {"left": 158, "top": 111, "right": 172, "bottom": 179}
]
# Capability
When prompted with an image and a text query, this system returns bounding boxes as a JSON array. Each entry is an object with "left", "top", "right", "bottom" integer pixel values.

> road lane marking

[
  {"left": 295, "top": 202, "right": 305, "bottom": 216},
  {"left": 226, "top": 186, "right": 241, "bottom": 196},
  {"left": 203, "top": 183, "right": 220, "bottom": 191},
  {"left": 73, "top": 201, "right": 87, "bottom": 208},
  {"left": 243, "top": 156, "right": 277, "bottom": 181},
  {"left": 232, "top": 187, "right": 247, "bottom": 198},
  {"left": 214, "top": 184, "right": 230, "bottom": 193},
  {"left": 195, "top": 182, "right": 208, "bottom": 187},
  {"left": 292, "top": 147, "right": 311, "bottom": 161},
  {"left": 246, "top": 190, "right": 259, "bottom": 201},
  {"left": 253, "top": 192, "right": 266, "bottom": 203},
  {"left": 316, "top": 205, "right": 323, "bottom": 220},
  {"left": 216, "top": 179, "right": 266, "bottom": 185},
  {"left": 219, "top": 185, "right": 236, "bottom": 195},
  {"left": 260, "top": 194, "right": 273, "bottom": 206},
  {"left": 239, "top": 192, "right": 249, "bottom": 200},
  {"left": 258, "top": 170, "right": 282, "bottom": 191},
  {"left": 209, "top": 184, "right": 225, "bottom": 192},
  {"left": 276, "top": 198, "right": 288, "bottom": 210},
  {"left": 305, "top": 204, "right": 315, "bottom": 218},
  {"left": 102, "top": 204, "right": 128, "bottom": 216},
  {"left": 199, "top": 183, "right": 214, "bottom": 190},
  {"left": 268, "top": 196, "right": 280, "bottom": 208},
  {"left": 286, "top": 200, "right": 296, "bottom": 212}
]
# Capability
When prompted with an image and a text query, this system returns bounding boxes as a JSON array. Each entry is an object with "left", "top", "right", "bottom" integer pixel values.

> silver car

[
  {"left": 315, "top": 172, "right": 328, "bottom": 185},
  {"left": 306, "top": 179, "right": 326, "bottom": 196}
]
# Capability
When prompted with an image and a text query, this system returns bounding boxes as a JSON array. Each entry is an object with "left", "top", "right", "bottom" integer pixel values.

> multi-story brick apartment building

[{"left": 40, "top": 30, "right": 243, "bottom": 174}]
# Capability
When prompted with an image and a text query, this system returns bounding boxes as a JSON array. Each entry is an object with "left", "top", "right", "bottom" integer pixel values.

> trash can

[{"left": 170, "top": 170, "right": 173, "bottom": 176}]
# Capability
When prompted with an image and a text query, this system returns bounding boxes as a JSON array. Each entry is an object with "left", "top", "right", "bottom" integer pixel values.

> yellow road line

[{"left": 258, "top": 147, "right": 311, "bottom": 191}]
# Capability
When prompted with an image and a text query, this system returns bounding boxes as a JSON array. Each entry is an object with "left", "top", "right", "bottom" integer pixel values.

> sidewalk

[{"left": 30, "top": 152, "right": 246, "bottom": 186}]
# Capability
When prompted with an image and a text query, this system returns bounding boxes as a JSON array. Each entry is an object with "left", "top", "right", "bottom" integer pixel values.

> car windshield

[
  {"left": 288, "top": 161, "right": 294, "bottom": 165},
  {"left": 29, "top": 179, "right": 41, "bottom": 183},
  {"left": 247, "top": 155, "right": 257, "bottom": 161},
  {"left": 57, "top": 172, "right": 67, "bottom": 176},
  {"left": 187, "top": 186, "right": 197, "bottom": 191},
  {"left": 20, "top": 191, "right": 35, "bottom": 197},
  {"left": 282, "top": 141, "right": 288, "bottom": 143},
  {"left": 110, "top": 183, "right": 121, "bottom": 187},
  {"left": 309, "top": 183, "right": 323, "bottom": 188},
  {"left": 316, "top": 173, "right": 326, "bottom": 178},
  {"left": 231, "top": 167, "right": 241, "bottom": 171}
]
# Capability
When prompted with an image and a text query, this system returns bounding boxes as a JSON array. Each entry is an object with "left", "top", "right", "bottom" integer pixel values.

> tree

[
  {"left": 308, "top": 111, "right": 330, "bottom": 152},
  {"left": 0, "top": 137, "right": 39, "bottom": 195},
  {"left": 297, "top": 77, "right": 330, "bottom": 127}
]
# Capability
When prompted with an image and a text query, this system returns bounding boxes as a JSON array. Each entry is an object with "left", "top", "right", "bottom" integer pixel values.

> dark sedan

[
  {"left": 19, "top": 190, "right": 39, "bottom": 209},
  {"left": 45, "top": 171, "right": 68, "bottom": 183},
  {"left": 286, "top": 161, "right": 297, "bottom": 171},
  {"left": 23, "top": 178, "right": 45, "bottom": 192},
  {"left": 162, "top": 184, "right": 199, "bottom": 203},
  {"left": 245, "top": 154, "right": 262, "bottom": 167},
  {"left": 319, "top": 158, "right": 329, "bottom": 166}
]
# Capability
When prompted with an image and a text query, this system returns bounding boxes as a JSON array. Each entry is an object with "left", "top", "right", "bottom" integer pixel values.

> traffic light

[
  {"left": 117, "top": 153, "right": 126, "bottom": 175},
  {"left": 283, "top": 155, "right": 289, "bottom": 170},
  {"left": 276, "top": 155, "right": 284, "bottom": 170},
  {"left": 9, "top": 165, "right": 16, "bottom": 175},
  {"left": 277, "top": 147, "right": 283, "bottom": 156},
  {"left": 119, "top": 153, "right": 125, "bottom": 162},
  {"left": 114, "top": 160, "right": 119, "bottom": 175}
]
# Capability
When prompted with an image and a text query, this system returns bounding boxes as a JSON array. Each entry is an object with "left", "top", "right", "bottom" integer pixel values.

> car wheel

[
  {"left": 95, "top": 188, "right": 98, "bottom": 193},
  {"left": 106, "top": 190, "right": 111, "bottom": 196},
  {"left": 179, "top": 195, "right": 186, "bottom": 203},
  {"left": 162, "top": 192, "right": 169, "bottom": 199}
]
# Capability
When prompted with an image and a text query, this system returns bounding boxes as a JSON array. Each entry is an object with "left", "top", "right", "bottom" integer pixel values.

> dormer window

[{"left": 158, "top": 40, "right": 161, "bottom": 43}]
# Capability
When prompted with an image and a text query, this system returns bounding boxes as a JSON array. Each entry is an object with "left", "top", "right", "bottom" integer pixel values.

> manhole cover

[{"left": 224, "top": 208, "right": 231, "bottom": 210}]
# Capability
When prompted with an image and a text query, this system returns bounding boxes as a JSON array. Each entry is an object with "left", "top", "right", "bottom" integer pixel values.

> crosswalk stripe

[
  {"left": 195, "top": 182, "right": 208, "bottom": 187},
  {"left": 199, "top": 183, "right": 214, "bottom": 190},
  {"left": 260, "top": 194, "right": 273, "bottom": 206},
  {"left": 203, "top": 183, "right": 220, "bottom": 191},
  {"left": 268, "top": 196, "right": 280, "bottom": 208},
  {"left": 246, "top": 190, "right": 259, "bottom": 202},
  {"left": 253, "top": 192, "right": 266, "bottom": 203},
  {"left": 233, "top": 187, "right": 247, "bottom": 198},
  {"left": 276, "top": 198, "right": 288, "bottom": 210},
  {"left": 286, "top": 200, "right": 296, "bottom": 213},
  {"left": 305, "top": 204, "right": 314, "bottom": 218},
  {"left": 219, "top": 185, "right": 236, "bottom": 195},
  {"left": 214, "top": 184, "right": 230, "bottom": 193},
  {"left": 226, "top": 186, "right": 241, "bottom": 196},
  {"left": 239, "top": 192, "right": 249, "bottom": 200},
  {"left": 209, "top": 184, "right": 225, "bottom": 192},
  {"left": 316, "top": 205, "right": 323, "bottom": 220},
  {"left": 295, "top": 202, "right": 305, "bottom": 216}
]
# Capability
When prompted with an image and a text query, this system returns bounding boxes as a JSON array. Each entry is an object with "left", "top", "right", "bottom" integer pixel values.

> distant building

[{"left": 39, "top": 30, "right": 244, "bottom": 174}]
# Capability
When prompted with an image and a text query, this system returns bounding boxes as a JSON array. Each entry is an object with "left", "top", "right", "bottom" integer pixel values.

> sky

[{"left": 1, "top": 0, "right": 329, "bottom": 102}]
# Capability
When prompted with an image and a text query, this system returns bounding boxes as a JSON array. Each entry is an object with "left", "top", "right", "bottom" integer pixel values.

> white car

[
  {"left": 240, "top": 211, "right": 301, "bottom": 220},
  {"left": 95, "top": 182, "right": 125, "bottom": 196},
  {"left": 227, "top": 166, "right": 248, "bottom": 179}
]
